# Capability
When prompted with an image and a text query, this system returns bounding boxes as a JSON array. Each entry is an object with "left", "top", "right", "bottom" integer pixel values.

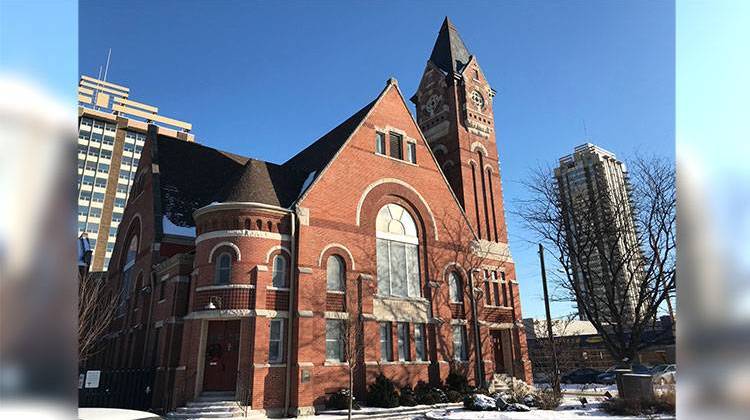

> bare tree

[
  {"left": 427, "top": 210, "right": 513, "bottom": 387},
  {"left": 332, "top": 314, "right": 364, "bottom": 420},
  {"left": 529, "top": 314, "right": 580, "bottom": 391},
  {"left": 516, "top": 155, "right": 675, "bottom": 365},
  {"left": 78, "top": 272, "right": 119, "bottom": 363}
]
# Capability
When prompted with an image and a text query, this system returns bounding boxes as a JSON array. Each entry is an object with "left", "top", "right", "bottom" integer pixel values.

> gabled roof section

[
  {"left": 155, "top": 96, "right": 378, "bottom": 227},
  {"left": 429, "top": 17, "right": 472, "bottom": 74},
  {"left": 282, "top": 97, "right": 377, "bottom": 193}
]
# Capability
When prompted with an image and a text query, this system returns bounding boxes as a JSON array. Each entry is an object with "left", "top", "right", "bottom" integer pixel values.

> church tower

[{"left": 412, "top": 17, "right": 508, "bottom": 244}]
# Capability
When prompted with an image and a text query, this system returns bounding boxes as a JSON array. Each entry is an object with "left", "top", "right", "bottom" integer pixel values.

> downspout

[
  {"left": 283, "top": 209, "right": 298, "bottom": 416},
  {"left": 468, "top": 270, "right": 484, "bottom": 387},
  {"left": 508, "top": 281, "right": 518, "bottom": 380},
  {"left": 164, "top": 269, "right": 181, "bottom": 411},
  {"left": 141, "top": 268, "right": 158, "bottom": 366}
]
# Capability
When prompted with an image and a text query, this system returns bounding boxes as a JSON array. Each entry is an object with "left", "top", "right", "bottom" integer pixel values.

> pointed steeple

[{"left": 428, "top": 17, "right": 472, "bottom": 74}]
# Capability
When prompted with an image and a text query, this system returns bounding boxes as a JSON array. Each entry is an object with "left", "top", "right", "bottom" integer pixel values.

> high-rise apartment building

[
  {"left": 555, "top": 143, "right": 641, "bottom": 322},
  {"left": 77, "top": 75, "right": 194, "bottom": 271}
]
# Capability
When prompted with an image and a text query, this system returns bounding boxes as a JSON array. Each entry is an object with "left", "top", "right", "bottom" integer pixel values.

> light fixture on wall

[{"left": 205, "top": 301, "right": 216, "bottom": 310}]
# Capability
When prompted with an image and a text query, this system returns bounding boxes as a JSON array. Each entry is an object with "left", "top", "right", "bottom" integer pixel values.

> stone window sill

[
  {"left": 374, "top": 152, "right": 418, "bottom": 167},
  {"left": 267, "top": 286, "right": 290, "bottom": 292},
  {"left": 371, "top": 360, "right": 430, "bottom": 366},
  {"left": 375, "top": 294, "right": 428, "bottom": 303}
]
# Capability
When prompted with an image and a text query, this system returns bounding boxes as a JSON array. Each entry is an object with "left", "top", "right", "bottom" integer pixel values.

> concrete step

[
  {"left": 175, "top": 406, "right": 242, "bottom": 414},
  {"left": 194, "top": 396, "right": 237, "bottom": 403},
  {"left": 166, "top": 412, "right": 238, "bottom": 419},
  {"left": 186, "top": 401, "right": 240, "bottom": 408}
]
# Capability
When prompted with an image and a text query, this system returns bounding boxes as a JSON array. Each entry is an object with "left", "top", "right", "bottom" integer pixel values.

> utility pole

[{"left": 538, "top": 243, "right": 560, "bottom": 395}]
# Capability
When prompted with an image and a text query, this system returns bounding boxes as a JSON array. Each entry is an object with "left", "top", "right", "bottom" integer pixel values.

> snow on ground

[
  {"left": 560, "top": 383, "right": 618, "bottom": 394},
  {"left": 424, "top": 397, "right": 674, "bottom": 419},
  {"left": 535, "top": 382, "right": 618, "bottom": 395},
  {"left": 311, "top": 396, "right": 674, "bottom": 419}
]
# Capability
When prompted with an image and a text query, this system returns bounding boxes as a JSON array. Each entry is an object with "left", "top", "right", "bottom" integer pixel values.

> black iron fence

[{"left": 79, "top": 368, "right": 156, "bottom": 411}]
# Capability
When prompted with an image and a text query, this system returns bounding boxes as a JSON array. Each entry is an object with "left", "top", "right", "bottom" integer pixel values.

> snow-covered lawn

[
  {"left": 535, "top": 382, "right": 618, "bottom": 395},
  {"left": 424, "top": 397, "right": 674, "bottom": 419}
]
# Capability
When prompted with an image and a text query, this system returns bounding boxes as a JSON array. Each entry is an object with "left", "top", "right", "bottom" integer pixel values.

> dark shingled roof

[
  {"left": 283, "top": 98, "right": 376, "bottom": 176},
  {"left": 214, "top": 158, "right": 309, "bottom": 207},
  {"left": 155, "top": 95, "right": 378, "bottom": 228},
  {"left": 429, "top": 17, "right": 472, "bottom": 74},
  {"left": 156, "top": 135, "right": 249, "bottom": 227}
]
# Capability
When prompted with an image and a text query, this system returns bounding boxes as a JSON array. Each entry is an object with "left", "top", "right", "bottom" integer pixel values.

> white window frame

[
  {"left": 269, "top": 319, "right": 284, "bottom": 363},
  {"left": 325, "top": 320, "right": 345, "bottom": 362},
  {"left": 271, "top": 254, "right": 288, "bottom": 288},
  {"left": 380, "top": 322, "right": 392, "bottom": 361},
  {"left": 215, "top": 252, "right": 232, "bottom": 284},
  {"left": 452, "top": 325, "right": 468, "bottom": 361},
  {"left": 376, "top": 204, "right": 420, "bottom": 299},
  {"left": 414, "top": 324, "right": 426, "bottom": 361},
  {"left": 406, "top": 142, "right": 417, "bottom": 164},
  {"left": 375, "top": 131, "right": 386, "bottom": 154},
  {"left": 397, "top": 323, "right": 410, "bottom": 361},
  {"left": 326, "top": 255, "right": 345, "bottom": 292},
  {"left": 449, "top": 272, "right": 463, "bottom": 303}
]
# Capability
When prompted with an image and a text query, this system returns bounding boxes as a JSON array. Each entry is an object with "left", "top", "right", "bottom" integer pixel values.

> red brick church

[{"left": 95, "top": 18, "right": 532, "bottom": 416}]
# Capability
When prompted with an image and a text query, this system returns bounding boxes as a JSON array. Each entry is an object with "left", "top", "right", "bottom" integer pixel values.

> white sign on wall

[{"left": 84, "top": 370, "right": 101, "bottom": 389}]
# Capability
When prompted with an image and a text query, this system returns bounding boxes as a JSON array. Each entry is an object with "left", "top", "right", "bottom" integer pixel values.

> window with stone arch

[
  {"left": 326, "top": 255, "right": 345, "bottom": 292},
  {"left": 271, "top": 254, "right": 288, "bottom": 288},
  {"left": 215, "top": 251, "right": 233, "bottom": 284},
  {"left": 118, "top": 234, "right": 139, "bottom": 315},
  {"left": 448, "top": 271, "right": 463, "bottom": 303},
  {"left": 376, "top": 203, "right": 420, "bottom": 298}
]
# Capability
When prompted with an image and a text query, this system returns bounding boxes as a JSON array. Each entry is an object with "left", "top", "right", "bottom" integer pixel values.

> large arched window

[
  {"left": 215, "top": 252, "right": 232, "bottom": 284},
  {"left": 118, "top": 235, "right": 138, "bottom": 315},
  {"left": 271, "top": 254, "right": 288, "bottom": 288},
  {"left": 326, "top": 255, "right": 345, "bottom": 292},
  {"left": 376, "top": 204, "right": 420, "bottom": 298}
]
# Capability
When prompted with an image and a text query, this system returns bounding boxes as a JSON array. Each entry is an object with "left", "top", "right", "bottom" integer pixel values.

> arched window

[
  {"left": 376, "top": 204, "right": 420, "bottom": 298},
  {"left": 448, "top": 271, "right": 463, "bottom": 303},
  {"left": 326, "top": 255, "right": 345, "bottom": 292},
  {"left": 118, "top": 235, "right": 138, "bottom": 315},
  {"left": 271, "top": 254, "right": 288, "bottom": 288},
  {"left": 215, "top": 252, "right": 232, "bottom": 284}
]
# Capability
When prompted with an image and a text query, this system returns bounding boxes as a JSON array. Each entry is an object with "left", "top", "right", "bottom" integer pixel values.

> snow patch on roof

[{"left": 298, "top": 170, "right": 316, "bottom": 197}]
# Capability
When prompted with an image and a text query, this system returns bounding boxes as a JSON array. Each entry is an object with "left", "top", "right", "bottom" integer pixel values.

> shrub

[
  {"left": 445, "top": 390, "right": 464, "bottom": 403},
  {"left": 534, "top": 388, "right": 562, "bottom": 410},
  {"left": 325, "top": 389, "right": 361, "bottom": 410},
  {"left": 446, "top": 372, "right": 469, "bottom": 392},
  {"left": 414, "top": 381, "right": 447, "bottom": 405},
  {"left": 500, "top": 377, "right": 533, "bottom": 403},
  {"left": 366, "top": 374, "right": 399, "bottom": 408},
  {"left": 399, "top": 385, "right": 418, "bottom": 407}
]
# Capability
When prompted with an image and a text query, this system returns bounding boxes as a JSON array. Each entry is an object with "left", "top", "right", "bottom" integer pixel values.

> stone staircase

[
  {"left": 166, "top": 392, "right": 263, "bottom": 419},
  {"left": 490, "top": 373, "right": 513, "bottom": 392}
]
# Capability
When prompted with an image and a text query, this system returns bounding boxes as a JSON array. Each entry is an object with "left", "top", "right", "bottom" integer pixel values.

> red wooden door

[
  {"left": 203, "top": 320, "right": 240, "bottom": 392},
  {"left": 491, "top": 330, "right": 506, "bottom": 373}
]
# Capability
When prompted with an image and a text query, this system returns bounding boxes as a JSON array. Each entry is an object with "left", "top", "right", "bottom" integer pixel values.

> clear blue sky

[{"left": 79, "top": 0, "right": 675, "bottom": 319}]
